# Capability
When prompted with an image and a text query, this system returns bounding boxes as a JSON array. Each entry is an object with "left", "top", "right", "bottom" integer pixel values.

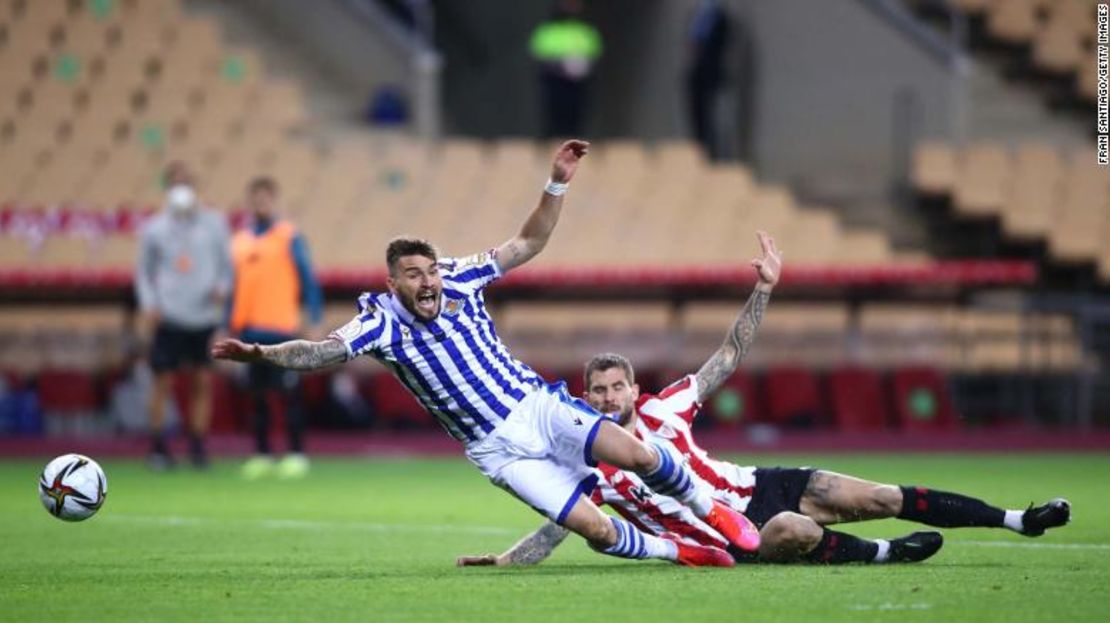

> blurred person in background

[
  {"left": 136, "top": 161, "right": 233, "bottom": 470},
  {"left": 530, "top": 0, "right": 602, "bottom": 138},
  {"left": 686, "top": 0, "right": 731, "bottom": 160},
  {"left": 229, "top": 177, "right": 322, "bottom": 480}
]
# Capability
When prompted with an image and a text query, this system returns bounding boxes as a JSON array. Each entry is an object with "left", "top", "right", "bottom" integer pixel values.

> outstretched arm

[
  {"left": 456, "top": 521, "right": 570, "bottom": 567},
  {"left": 495, "top": 140, "right": 590, "bottom": 274},
  {"left": 211, "top": 337, "right": 347, "bottom": 371},
  {"left": 694, "top": 231, "right": 782, "bottom": 402}
]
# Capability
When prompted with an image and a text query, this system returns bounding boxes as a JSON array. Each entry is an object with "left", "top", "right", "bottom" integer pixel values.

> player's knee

[
  {"left": 760, "top": 512, "right": 821, "bottom": 559},
  {"left": 867, "top": 485, "right": 902, "bottom": 517},
  {"left": 579, "top": 514, "right": 616, "bottom": 548}
]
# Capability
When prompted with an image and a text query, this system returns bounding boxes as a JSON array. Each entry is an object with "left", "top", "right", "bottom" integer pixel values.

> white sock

[
  {"left": 1003, "top": 509, "right": 1025, "bottom": 533},
  {"left": 873, "top": 539, "right": 891, "bottom": 563},
  {"left": 688, "top": 488, "right": 714, "bottom": 518},
  {"left": 644, "top": 534, "right": 679, "bottom": 561}
]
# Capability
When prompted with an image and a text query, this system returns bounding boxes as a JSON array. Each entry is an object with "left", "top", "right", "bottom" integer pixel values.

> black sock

[
  {"left": 804, "top": 529, "right": 879, "bottom": 564},
  {"left": 898, "top": 486, "right": 1005, "bottom": 528},
  {"left": 150, "top": 434, "right": 168, "bottom": 455}
]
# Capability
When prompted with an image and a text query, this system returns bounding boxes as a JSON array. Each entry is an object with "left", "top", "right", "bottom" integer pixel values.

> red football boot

[
  {"left": 662, "top": 534, "right": 736, "bottom": 568},
  {"left": 703, "top": 500, "right": 761, "bottom": 553}
]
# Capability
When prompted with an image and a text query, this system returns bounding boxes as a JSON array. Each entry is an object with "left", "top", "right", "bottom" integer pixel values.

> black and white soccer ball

[{"left": 38, "top": 454, "right": 108, "bottom": 521}]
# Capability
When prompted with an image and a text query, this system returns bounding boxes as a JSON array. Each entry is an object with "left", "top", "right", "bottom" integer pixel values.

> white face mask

[{"left": 166, "top": 184, "right": 197, "bottom": 214}]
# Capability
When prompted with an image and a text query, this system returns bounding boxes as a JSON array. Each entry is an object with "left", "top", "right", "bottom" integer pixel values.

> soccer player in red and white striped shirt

[{"left": 458, "top": 231, "right": 1069, "bottom": 567}]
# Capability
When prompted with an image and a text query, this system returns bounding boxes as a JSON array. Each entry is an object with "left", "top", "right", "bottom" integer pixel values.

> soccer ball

[{"left": 38, "top": 454, "right": 108, "bottom": 521}]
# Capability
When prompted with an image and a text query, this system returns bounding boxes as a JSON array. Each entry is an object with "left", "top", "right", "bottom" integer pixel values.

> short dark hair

[
  {"left": 584, "top": 353, "right": 635, "bottom": 389},
  {"left": 248, "top": 176, "right": 278, "bottom": 195},
  {"left": 386, "top": 236, "right": 439, "bottom": 275}
]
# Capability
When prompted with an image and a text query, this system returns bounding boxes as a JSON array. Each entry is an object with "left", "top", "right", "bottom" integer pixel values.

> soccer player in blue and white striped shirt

[{"left": 213, "top": 140, "right": 757, "bottom": 567}]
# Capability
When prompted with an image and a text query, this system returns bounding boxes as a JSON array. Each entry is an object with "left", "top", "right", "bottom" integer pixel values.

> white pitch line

[
  {"left": 103, "top": 514, "right": 520, "bottom": 536},
  {"left": 958, "top": 540, "right": 1110, "bottom": 551},
  {"left": 847, "top": 603, "right": 931, "bottom": 612}
]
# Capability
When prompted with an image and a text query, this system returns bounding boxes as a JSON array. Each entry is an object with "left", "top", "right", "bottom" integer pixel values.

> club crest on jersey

[
  {"left": 443, "top": 299, "right": 461, "bottom": 316},
  {"left": 631, "top": 485, "right": 652, "bottom": 503}
]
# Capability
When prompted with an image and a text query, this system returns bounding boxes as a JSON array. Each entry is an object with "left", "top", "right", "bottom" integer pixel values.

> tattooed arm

[
  {"left": 456, "top": 521, "right": 571, "bottom": 567},
  {"left": 694, "top": 231, "right": 782, "bottom": 402},
  {"left": 211, "top": 337, "right": 347, "bottom": 371}
]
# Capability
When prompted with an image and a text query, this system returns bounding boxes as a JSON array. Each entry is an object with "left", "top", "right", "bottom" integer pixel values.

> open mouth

[{"left": 415, "top": 291, "right": 438, "bottom": 315}]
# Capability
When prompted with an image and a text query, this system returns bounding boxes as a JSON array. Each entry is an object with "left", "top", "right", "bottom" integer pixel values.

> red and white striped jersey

[{"left": 591, "top": 375, "right": 757, "bottom": 547}]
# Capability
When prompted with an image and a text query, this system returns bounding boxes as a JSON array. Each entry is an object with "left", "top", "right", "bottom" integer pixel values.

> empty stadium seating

[
  {"left": 0, "top": 0, "right": 1094, "bottom": 436},
  {"left": 0, "top": 1, "right": 919, "bottom": 273},
  {"left": 911, "top": 141, "right": 1110, "bottom": 281},
  {"left": 936, "top": 0, "right": 1101, "bottom": 104}
]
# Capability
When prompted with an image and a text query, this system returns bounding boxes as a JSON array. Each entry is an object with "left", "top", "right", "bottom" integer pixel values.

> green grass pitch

[{"left": 1, "top": 453, "right": 1107, "bottom": 622}]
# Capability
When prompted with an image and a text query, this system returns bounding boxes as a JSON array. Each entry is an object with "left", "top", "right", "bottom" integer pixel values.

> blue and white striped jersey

[{"left": 329, "top": 250, "right": 545, "bottom": 443}]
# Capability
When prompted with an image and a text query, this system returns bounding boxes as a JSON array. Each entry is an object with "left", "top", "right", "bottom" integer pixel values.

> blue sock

[
  {"left": 639, "top": 443, "right": 713, "bottom": 516},
  {"left": 593, "top": 517, "right": 676, "bottom": 561}
]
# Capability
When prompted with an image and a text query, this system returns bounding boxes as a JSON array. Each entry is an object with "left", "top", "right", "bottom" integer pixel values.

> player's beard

[
  {"left": 404, "top": 288, "right": 440, "bottom": 320},
  {"left": 613, "top": 403, "right": 636, "bottom": 427}
]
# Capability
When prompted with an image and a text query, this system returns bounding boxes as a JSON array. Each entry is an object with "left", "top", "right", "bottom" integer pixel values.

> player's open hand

[
  {"left": 751, "top": 230, "right": 782, "bottom": 288},
  {"left": 456, "top": 554, "right": 503, "bottom": 567},
  {"left": 551, "top": 139, "right": 590, "bottom": 184},
  {"left": 211, "top": 338, "right": 262, "bottom": 362}
]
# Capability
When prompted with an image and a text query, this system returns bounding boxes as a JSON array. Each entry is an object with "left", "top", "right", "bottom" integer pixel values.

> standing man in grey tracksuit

[{"left": 136, "top": 162, "right": 233, "bottom": 469}]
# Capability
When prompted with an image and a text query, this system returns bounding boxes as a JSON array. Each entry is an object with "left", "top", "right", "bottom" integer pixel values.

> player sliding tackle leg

[
  {"left": 755, "top": 472, "right": 1070, "bottom": 564},
  {"left": 212, "top": 139, "right": 753, "bottom": 568}
]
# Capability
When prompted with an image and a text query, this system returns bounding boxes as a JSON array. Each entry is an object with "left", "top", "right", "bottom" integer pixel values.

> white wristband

[{"left": 544, "top": 178, "right": 569, "bottom": 196}]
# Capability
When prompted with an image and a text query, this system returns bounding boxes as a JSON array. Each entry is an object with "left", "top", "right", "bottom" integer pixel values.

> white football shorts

[{"left": 465, "top": 381, "right": 611, "bottom": 524}]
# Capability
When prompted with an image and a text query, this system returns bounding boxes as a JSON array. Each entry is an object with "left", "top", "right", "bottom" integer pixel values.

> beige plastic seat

[
  {"left": 836, "top": 229, "right": 893, "bottom": 264},
  {"left": 243, "top": 79, "right": 307, "bottom": 131},
  {"left": 1044, "top": 0, "right": 1096, "bottom": 33},
  {"left": 33, "top": 235, "right": 93, "bottom": 268},
  {"left": 95, "top": 234, "right": 139, "bottom": 270},
  {"left": 63, "top": 15, "right": 116, "bottom": 57},
  {"left": 118, "top": 0, "right": 184, "bottom": 26},
  {"left": 960, "top": 310, "right": 1025, "bottom": 372},
  {"left": 911, "top": 141, "right": 957, "bottom": 197},
  {"left": 1032, "top": 19, "right": 1086, "bottom": 74},
  {"left": 953, "top": 143, "right": 1009, "bottom": 218},
  {"left": 502, "top": 302, "right": 672, "bottom": 336},
  {"left": 780, "top": 208, "right": 842, "bottom": 262},
  {"left": 987, "top": 0, "right": 1039, "bottom": 44},
  {"left": 1000, "top": 144, "right": 1062, "bottom": 241},
  {"left": 1076, "top": 44, "right": 1099, "bottom": 101},
  {"left": 859, "top": 304, "right": 960, "bottom": 368},
  {"left": 0, "top": 235, "right": 34, "bottom": 269}
]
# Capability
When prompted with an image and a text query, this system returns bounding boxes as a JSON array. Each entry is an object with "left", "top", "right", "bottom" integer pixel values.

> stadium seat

[
  {"left": 366, "top": 371, "right": 433, "bottom": 429},
  {"left": 890, "top": 366, "right": 957, "bottom": 431},
  {"left": 703, "top": 370, "right": 761, "bottom": 428},
  {"left": 36, "top": 369, "right": 99, "bottom": 414},
  {"left": 986, "top": 0, "right": 1039, "bottom": 45},
  {"left": 827, "top": 366, "right": 891, "bottom": 431},
  {"left": 953, "top": 143, "right": 1009, "bottom": 219},
  {"left": 999, "top": 144, "right": 1061, "bottom": 241},
  {"left": 764, "top": 366, "right": 825, "bottom": 428}
]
